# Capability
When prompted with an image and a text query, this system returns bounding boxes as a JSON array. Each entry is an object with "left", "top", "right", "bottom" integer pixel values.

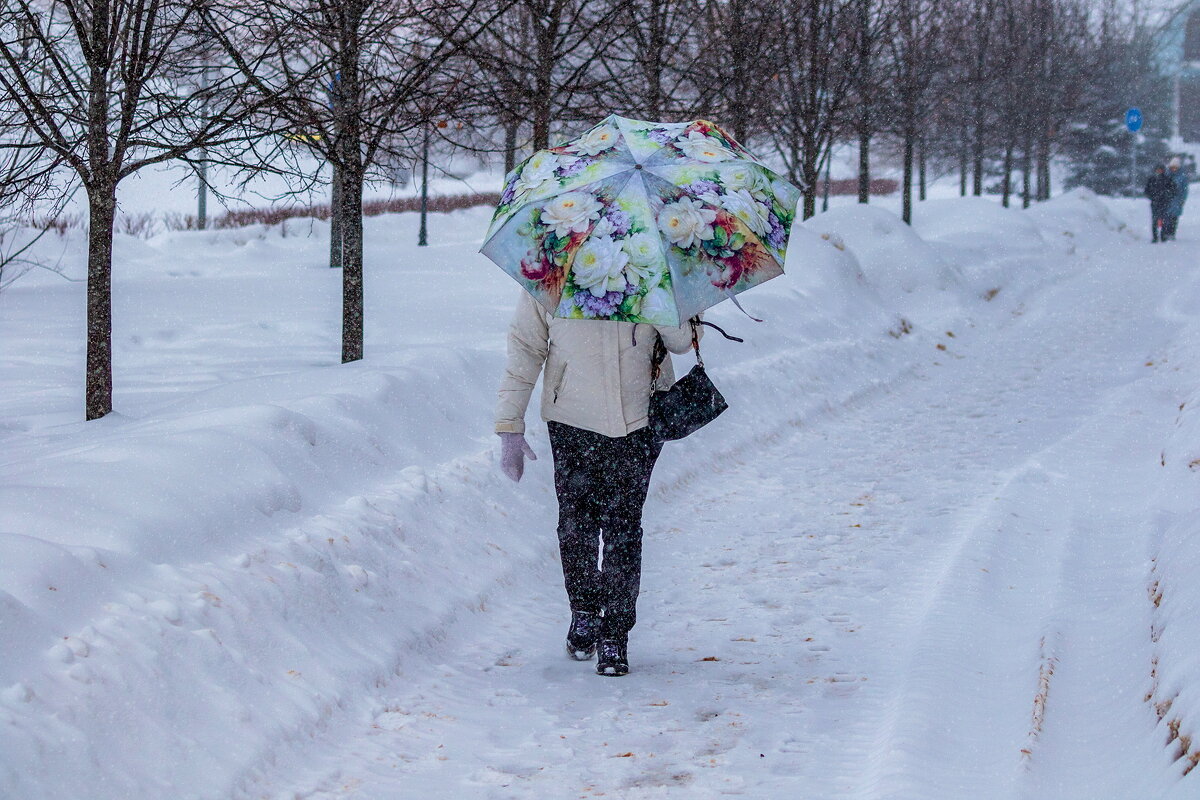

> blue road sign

[{"left": 1126, "top": 108, "right": 1143, "bottom": 133}]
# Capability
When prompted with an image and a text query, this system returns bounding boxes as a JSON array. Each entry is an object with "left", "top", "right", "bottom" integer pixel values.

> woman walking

[{"left": 495, "top": 290, "right": 700, "bottom": 676}]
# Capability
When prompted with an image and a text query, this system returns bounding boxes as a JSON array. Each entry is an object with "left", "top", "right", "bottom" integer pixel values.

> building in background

[{"left": 1162, "top": 2, "right": 1200, "bottom": 148}]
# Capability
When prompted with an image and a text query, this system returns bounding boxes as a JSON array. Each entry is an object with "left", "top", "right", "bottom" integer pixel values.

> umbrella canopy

[{"left": 481, "top": 115, "right": 801, "bottom": 326}]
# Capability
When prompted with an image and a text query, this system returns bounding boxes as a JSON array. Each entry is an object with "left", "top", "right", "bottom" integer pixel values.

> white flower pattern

[
  {"left": 540, "top": 192, "right": 602, "bottom": 238},
  {"left": 719, "top": 188, "right": 771, "bottom": 236},
  {"left": 622, "top": 232, "right": 660, "bottom": 266},
  {"left": 638, "top": 287, "right": 676, "bottom": 325},
  {"left": 572, "top": 236, "right": 630, "bottom": 297},
  {"left": 675, "top": 131, "right": 736, "bottom": 163},
  {"left": 514, "top": 151, "right": 560, "bottom": 196},
  {"left": 658, "top": 196, "right": 717, "bottom": 250},
  {"left": 484, "top": 115, "right": 798, "bottom": 324},
  {"left": 718, "top": 164, "right": 766, "bottom": 199},
  {"left": 568, "top": 124, "right": 621, "bottom": 156}
]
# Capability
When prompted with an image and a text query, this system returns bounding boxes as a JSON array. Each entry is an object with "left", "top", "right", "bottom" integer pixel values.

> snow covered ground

[{"left": 2, "top": 189, "right": 1200, "bottom": 799}]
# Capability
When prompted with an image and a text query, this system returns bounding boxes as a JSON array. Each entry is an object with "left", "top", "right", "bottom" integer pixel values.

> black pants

[
  {"left": 1163, "top": 214, "right": 1180, "bottom": 239},
  {"left": 547, "top": 421, "right": 662, "bottom": 639},
  {"left": 1152, "top": 208, "right": 1167, "bottom": 241}
]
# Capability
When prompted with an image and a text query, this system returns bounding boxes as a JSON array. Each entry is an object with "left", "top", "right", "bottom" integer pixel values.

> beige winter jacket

[{"left": 495, "top": 291, "right": 701, "bottom": 438}]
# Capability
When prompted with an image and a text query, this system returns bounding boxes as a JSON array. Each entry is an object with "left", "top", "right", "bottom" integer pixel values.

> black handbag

[{"left": 648, "top": 318, "right": 733, "bottom": 442}]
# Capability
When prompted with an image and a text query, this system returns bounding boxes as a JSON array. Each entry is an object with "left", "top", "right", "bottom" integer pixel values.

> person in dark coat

[
  {"left": 1145, "top": 164, "right": 1177, "bottom": 243},
  {"left": 1163, "top": 157, "right": 1190, "bottom": 241}
]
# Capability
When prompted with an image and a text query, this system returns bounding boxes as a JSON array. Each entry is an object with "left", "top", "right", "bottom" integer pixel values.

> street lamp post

[{"left": 1126, "top": 108, "right": 1143, "bottom": 194}]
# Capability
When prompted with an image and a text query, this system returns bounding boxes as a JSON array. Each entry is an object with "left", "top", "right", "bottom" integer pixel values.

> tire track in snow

[{"left": 859, "top": 255, "right": 1188, "bottom": 800}]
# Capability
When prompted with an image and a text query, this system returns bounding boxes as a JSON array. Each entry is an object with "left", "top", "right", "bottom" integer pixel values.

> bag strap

[
  {"left": 651, "top": 331, "right": 669, "bottom": 385},
  {"left": 696, "top": 319, "right": 744, "bottom": 343},
  {"left": 689, "top": 319, "right": 704, "bottom": 368}
]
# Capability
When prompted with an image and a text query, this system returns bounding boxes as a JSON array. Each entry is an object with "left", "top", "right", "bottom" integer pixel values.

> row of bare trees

[
  {"left": 0, "top": 0, "right": 495, "bottom": 418},
  {"left": 0, "top": 0, "right": 1167, "bottom": 420}
]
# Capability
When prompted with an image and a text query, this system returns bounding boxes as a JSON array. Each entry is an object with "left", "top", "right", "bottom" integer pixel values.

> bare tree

[
  {"left": 765, "top": 0, "right": 856, "bottom": 218},
  {"left": 958, "top": 0, "right": 1002, "bottom": 196},
  {"left": 849, "top": 0, "right": 890, "bottom": 203},
  {"left": 697, "top": 0, "right": 779, "bottom": 142},
  {"left": 469, "top": 0, "right": 628, "bottom": 153},
  {"left": 598, "top": 0, "right": 708, "bottom": 121},
  {"left": 0, "top": 0, "right": 280, "bottom": 419},
  {"left": 209, "top": 0, "right": 502, "bottom": 363},
  {"left": 1022, "top": 0, "right": 1093, "bottom": 201},
  {"left": 884, "top": 0, "right": 949, "bottom": 223},
  {"left": 991, "top": 0, "right": 1040, "bottom": 206}
]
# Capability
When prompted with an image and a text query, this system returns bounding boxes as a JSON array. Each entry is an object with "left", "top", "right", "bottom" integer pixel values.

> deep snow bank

[
  {"left": 1147, "top": 259, "right": 1200, "bottom": 781},
  {"left": 0, "top": 195, "right": 1126, "bottom": 797}
]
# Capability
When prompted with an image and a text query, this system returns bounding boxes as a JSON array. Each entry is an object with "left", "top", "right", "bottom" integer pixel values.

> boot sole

[
  {"left": 596, "top": 664, "right": 629, "bottom": 677},
  {"left": 566, "top": 641, "right": 596, "bottom": 661}
]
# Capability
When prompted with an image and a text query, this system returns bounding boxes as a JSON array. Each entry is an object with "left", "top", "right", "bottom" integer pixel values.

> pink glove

[{"left": 499, "top": 433, "right": 537, "bottom": 482}]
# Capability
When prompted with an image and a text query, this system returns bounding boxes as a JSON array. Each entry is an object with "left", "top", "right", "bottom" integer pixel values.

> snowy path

[{"left": 237, "top": 242, "right": 1195, "bottom": 799}]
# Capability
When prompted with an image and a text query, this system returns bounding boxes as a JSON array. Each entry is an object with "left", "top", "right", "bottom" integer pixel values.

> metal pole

[
  {"left": 1131, "top": 131, "right": 1138, "bottom": 194},
  {"left": 418, "top": 124, "right": 429, "bottom": 247},
  {"left": 197, "top": 154, "right": 207, "bottom": 230}
]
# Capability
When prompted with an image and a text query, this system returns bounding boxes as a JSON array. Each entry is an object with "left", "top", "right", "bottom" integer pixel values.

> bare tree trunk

[
  {"left": 854, "top": 0, "right": 872, "bottom": 205},
  {"left": 338, "top": 3, "right": 365, "bottom": 364},
  {"left": 918, "top": 134, "right": 927, "bottom": 201},
  {"left": 802, "top": 134, "right": 819, "bottom": 220},
  {"left": 645, "top": 1, "right": 666, "bottom": 119},
  {"left": 858, "top": 130, "right": 870, "bottom": 203},
  {"left": 724, "top": 0, "right": 758, "bottom": 143},
  {"left": 1042, "top": 140, "right": 1052, "bottom": 200},
  {"left": 330, "top": 164, "right": 343, "bottom": 268},
  {"left": 1022, "top": 139, "right": 1032, "bottom": 208},
  {"left": 786, "top": 136, "right": 801, "bottom": 186},
  {"left": 1036, "top": 136, "right": 1050, "bottom": 201},
  {"left": 532, "top": 18, "right": 555, "bottom": 150},
  {"left": 972, "top": 122, "right": 984, "bottom": 196},
  {"left": 1001, "top": 142, "right": 1013, "bottom": 207},
  {"left": 959, "top": 124, "right": 968, "bottom": 196},
  {"left": 86, "top": 186, "right": 117, "bottom": 420},
  {"left": 503, "top": 117, "right": 519, "bottom": 174},
  {"left": 902, "top": 126, "right": 914, "bottom": 224},
  {"left": 340, "top": 162, "right": 364, "bottom": 363},
  {"left": 822, "top": 154, "right": 831, "bottom": 212},
  {"left": 532, "top": 98, "right": 551, "bottom": 150}
]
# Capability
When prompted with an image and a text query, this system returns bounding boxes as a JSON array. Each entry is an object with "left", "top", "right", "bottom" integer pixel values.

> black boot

[
  {"left": 566, "top": 611, "right": 601, "bottom": 660},
  {"left": 596, "top": 637, "right": 629, "bottom": 677}
]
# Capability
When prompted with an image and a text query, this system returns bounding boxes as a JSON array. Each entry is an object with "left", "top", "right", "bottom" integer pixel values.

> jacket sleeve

[
  {"left": 495, "top": 292, "right": 549, "bottom": 435},
  {"left": 654, "top": 314, "right": 705, "bottom": 355}
]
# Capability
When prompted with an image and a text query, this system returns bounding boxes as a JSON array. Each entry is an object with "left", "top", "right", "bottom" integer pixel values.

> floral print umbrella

[{"left": 480, "top": 115, "right": 801, "bottom": 326}]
